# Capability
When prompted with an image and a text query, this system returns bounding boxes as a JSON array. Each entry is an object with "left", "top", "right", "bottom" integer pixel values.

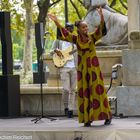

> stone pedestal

[
  {"left": 128, "top": 0, "right": 140, "bottom": 38},
  {"left": 122, "top": 49, "right": 140, "bottom": 86},
  {"left": 115, "top": 0, "right": 140, "bottom": 116},
  {"left": 116, "top": 49, "right": 140, "bottom": 116},
  {"left": 116, "top": 86, "right": 140, "bottom": 116},
  {"left": 44, "top": 56, "right": 61, "bottom": 87}
]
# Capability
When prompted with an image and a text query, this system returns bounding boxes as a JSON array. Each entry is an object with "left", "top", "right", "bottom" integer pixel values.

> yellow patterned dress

[{"left": 58, "top": 21, "right": 112, "bottom": 124}]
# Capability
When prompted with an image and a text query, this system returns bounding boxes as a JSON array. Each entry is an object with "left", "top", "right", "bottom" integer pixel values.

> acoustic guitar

[{"left": 53, "top": 46, "right": 77, "bottom": 68}]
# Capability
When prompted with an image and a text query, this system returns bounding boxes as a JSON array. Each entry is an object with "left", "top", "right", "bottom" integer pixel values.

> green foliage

[
  {"left": 32, "top": 44, "right": 37, "bottom": 62},
  {"left": 0, "top": 0, "right": 13, "bottom": 11},
  {"left": 11, "top": 29, "right": 24, "bottom": 61},
  {"left": 108, "top": 0, "right": 127, "bottom": 15},
  {"left": 68, "top": 0, "right": 87, "bottom": 22},
  {"left": 0, "top": 44, "right": 1, "bottom": 59},
  {"left": 13, "top": 43, "right": 23, "bottom": 60}
]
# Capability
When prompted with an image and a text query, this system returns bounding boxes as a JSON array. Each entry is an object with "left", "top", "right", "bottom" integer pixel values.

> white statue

[{"left": 83, "top": 0, "right": 128, "bottom": 45}]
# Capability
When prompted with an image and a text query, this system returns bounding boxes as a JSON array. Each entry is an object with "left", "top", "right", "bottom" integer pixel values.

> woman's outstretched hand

[
  {"left": 47, "top": 13, "right": 58, "bottom": 22},
  {"left": 47, "top": 13, "right": 62, "bottom": 28},
  {"left": 96, "top": 7, "right": 104, "bottom": 21}
]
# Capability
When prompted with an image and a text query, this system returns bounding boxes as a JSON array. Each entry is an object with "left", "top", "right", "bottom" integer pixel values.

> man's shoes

[
  {"left": 64, "top": 108, "right": 69, "bottom": 116},
  {"left": 84, "top": 122, "right": 91, "bottom": 127},
  {"left": 64, "top": 108, "right": 73, "bottom": 118},
  {"left": 104, "top": 118, "right": 112, "bottom": 125},
  {"left": 67, "top": 110, "right": 73, "bottom": 118}
]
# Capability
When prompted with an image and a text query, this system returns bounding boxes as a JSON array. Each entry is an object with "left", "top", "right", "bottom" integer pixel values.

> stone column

[
  {"left": 116, "top": 0, "right": 140, "bottom": 116},
  {"left": 123, "top": 0, "right": 140, "bottom": 85},
  {"left": 128, "top": 0, "right": 140, "bottom": 35}
]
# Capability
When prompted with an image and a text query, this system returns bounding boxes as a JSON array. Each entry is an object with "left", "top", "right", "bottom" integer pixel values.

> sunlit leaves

[{"left": 108, "top": 0, "right": 127, "bottom": 15}]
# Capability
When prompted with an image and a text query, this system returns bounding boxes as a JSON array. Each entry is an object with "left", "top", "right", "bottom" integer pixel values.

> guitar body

[{"left": 53, "top": 46, "right": 74, "bottom": 68}]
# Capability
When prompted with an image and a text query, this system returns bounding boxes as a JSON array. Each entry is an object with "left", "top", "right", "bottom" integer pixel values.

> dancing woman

[{"left": 48, "top": 7, "right": 112, "bottom": 127}]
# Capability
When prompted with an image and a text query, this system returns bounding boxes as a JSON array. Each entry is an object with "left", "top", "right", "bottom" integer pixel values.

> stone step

[
  {"left": 20, "top": 84, "right": 115, "bottom": 116},
  {"left": 20, "top": 84, "right": 111, "bottom": 94}
]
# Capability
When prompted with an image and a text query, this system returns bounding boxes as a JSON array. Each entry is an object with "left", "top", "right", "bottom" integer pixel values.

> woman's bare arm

[{"left": 47, "top": 13, "right": 62, "bottom": 28}]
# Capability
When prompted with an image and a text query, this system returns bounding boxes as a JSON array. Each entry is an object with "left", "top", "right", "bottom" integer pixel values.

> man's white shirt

[{"left": 61, "top": 41, "right": 75, "bottom": 68}]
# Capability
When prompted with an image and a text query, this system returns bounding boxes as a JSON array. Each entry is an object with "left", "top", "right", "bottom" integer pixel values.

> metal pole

[{"left": 64, "top": 0, "right": 68, "bottom": 24}]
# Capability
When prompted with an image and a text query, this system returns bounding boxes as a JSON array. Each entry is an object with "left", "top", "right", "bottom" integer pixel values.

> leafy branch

[
  {"left": 70, "top": 0, "right": 82, "bottom": 19},
  {"left": 119, "top": 0, "right": 128, "bottom": 10}
]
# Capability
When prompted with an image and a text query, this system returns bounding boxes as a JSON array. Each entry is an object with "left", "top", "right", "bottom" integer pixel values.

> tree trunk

[
  {"left": 23, "top": 0, "right": 33, "bottom": 75},
  {"left": 37, "top": 0, "right": 61, "bottom": 28},
  {"left": 37, "top": 0, "right": 50, "bottom": 28}
]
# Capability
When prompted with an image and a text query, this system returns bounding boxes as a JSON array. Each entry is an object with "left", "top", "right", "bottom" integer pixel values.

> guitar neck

[{"left": 69, "top": 49, "right": 77, "bottom": 55}]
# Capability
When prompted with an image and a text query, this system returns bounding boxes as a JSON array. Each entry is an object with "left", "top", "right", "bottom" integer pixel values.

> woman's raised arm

[
  {"left": 48, "top": 13, "right": 77, "bottom": 43},
  {"left": 47, "top": 13, "right": 62, "bottom": 28},
  {"left": 90, "top": 7, "right": 107, "bottom": 43}
]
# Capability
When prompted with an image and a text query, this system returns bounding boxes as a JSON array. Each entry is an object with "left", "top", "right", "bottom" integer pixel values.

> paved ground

[{"left": 0, "top": 116, "right": 140, "bottom": 131}]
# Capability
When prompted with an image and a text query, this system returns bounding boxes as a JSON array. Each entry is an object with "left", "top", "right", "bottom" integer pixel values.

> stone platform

[
  {"left": 20, "top": 84, "right": 65, "bottom": 116},
  {"left": 0, "top": 117, "right": 140, "bottom": 140},
  {"left": 20, "top": 84, "right": 118, "bottom": 117}
]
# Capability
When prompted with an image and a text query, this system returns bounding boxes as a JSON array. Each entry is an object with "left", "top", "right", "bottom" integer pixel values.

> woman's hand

[
  {"left": 47, "top": 13, "right": 62, "bottom": 28},
  {"left": 96, "top": 7, "right": 104, "bottom": 22},
  {"left": 47, "top": 13, "right": 58, "bottom": 22}
]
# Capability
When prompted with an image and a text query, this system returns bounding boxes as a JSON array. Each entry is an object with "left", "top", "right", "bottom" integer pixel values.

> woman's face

[{"left": 78, "top": 21, "right": 88, "bottom": 35}]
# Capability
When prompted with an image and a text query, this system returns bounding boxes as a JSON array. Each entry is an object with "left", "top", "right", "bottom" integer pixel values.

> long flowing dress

[{"left": 58, "top": 20, "right": 112, "bottom": 124}]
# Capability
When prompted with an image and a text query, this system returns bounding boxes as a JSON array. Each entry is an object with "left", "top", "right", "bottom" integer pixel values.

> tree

[
  {"left": 22, "top": 0, "right": 34, "bottom": 76},
  {"left": 36, "top": 0, "right": 86, "bottom": 29},
  {"left": 36, "top": 0, "right": 61, "bottom": 28}
]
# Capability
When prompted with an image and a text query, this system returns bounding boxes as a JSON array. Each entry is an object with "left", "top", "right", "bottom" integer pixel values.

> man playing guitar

[{"left": 50, "top": 23, "right": 77, "bottom": 118}]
